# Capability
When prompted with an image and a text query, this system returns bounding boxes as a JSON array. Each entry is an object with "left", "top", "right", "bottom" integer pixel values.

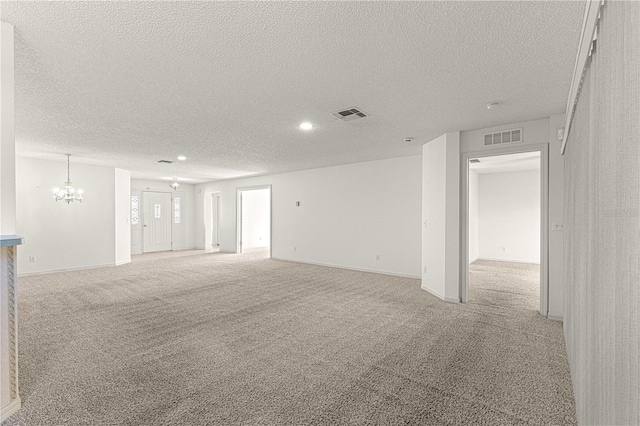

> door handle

[{"left": 143, "top": 224, "right": 147, "bottom": 227}]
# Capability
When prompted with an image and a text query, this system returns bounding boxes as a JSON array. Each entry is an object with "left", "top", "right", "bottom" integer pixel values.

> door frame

[
  {"left": 211, "top": 193, "right": 220, "bottom": 247},
  {"left": 459, "top": 143, "right": 549, "bottom": 316},
  {"left": 236, "top": 185, "right": 272, "bottom": 257}
]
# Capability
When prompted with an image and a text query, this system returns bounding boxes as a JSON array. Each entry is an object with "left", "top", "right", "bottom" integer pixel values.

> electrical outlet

[
  {"left": 501, "top": 246, "right": 506, "bottom": 251},
  {"left": 375, "top": 254, "right": 380, "bottom": 260},
  {"left": 293, "top": 246, "right": 297, "bottom": 252},
  {"left": 29, "top": 255, "right": 36, "bottom": 262},
  {"left": 424, "top": 266, "right": 427, "bottom": 274}
]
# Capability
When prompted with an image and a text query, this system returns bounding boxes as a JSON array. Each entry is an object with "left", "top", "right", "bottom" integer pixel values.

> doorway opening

[
  {"left": 237, "top": 186, "right": 271, "bottom": 257},
  {"left": 461, "top": 146, "right": 549, "bottom": 316},
  {"left": 211, "top": 193, "right": 220, "bottom": 253},
  {"left": 468, "top": 152, "right": 541, "bottom": 311}
]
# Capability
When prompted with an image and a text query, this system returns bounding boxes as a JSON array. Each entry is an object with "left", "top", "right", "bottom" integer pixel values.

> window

[
  {"left": 154, "top": 204, "right": 161, "bottom": 219},
  {"left": 131, "top": 196, "right": 139, "bottom": 224},
  {"left": 174, "top": 197, "right": 181, "bottom": 224}
]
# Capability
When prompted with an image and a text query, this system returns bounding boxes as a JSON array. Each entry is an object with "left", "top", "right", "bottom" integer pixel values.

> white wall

[
  {"left": 422, "top": 134, "right": 447, "bottom": 299},
  {"left": 196, "top": 155, "right": 422, "bottom": 278},
  {"left": 131, "top": 179, "right": 196, "bottom": 250},
  {"left": 547, "top": 113, "right": 565, "bottom": 319},
  {"left": 16, "top": 157, "right": 117, "bottom": 274},
  {"left": 468, "top": 170, "right": 479, "bottom": 263},
  {"left": 0, "top": 22, "right": 15, "bottom": 236},
  {"left": 478, "top": 170, "right": 540, "bottom": 263},
  {"left": 114, "top": 169, "right": 131, "bottom": 265},
  {"left": 421, "top": 132, "right": 460, "bottom": 302},
  {"left": 241, "top": 188, "right": 270, "bottom": 249}
]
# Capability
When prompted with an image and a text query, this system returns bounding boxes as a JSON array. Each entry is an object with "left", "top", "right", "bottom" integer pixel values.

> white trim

[
  {"left": 0, "top": 397, "right": 21, "bottom": 422},
  {"left": 420, "top": 285, "right": 460, "bottom": 303},
  {"left": 460, "top": 143, "right": 550, "bottom": 317},
  {"left": 421, "top": 285, "right": 446, "bottom": 301},
  {"left": 18, "top": 262, "right": 114, "bottom": 277},
  {"left": 272, "top": 257, "right": 421, "bottom": 280},
  {"left": 561, "top": 0, "right": 604, "bottom": 154},
  {"left": 548, "top": 313, "right": 564, "bottom": 322},
  {"left": 475, "top": 257, "right": 541, "bottom": 265}
]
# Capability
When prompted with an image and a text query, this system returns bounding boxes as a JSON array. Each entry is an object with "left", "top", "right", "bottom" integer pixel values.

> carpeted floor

[{"left": 3, "top": 255, "right": 575, "bottom": 425}]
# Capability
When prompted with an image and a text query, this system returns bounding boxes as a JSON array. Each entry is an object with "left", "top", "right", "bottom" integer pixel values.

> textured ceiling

[{"left": 1, "top": 1, "right": 584, "bottom": 183}]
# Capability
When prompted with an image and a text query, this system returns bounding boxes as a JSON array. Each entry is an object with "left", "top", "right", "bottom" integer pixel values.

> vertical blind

[{"left": 563, "top": 1, "right": 639, "bottom": 425}]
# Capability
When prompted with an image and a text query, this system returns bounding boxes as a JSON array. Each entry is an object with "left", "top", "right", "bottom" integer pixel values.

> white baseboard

[
  {"left": 115, "top": 259, "right": 131, "bottom": 266},
  {"left": 18, "top": 262, "right": 114, "bottom": 277},
  {"left": 548, "top": 313, "right": 563, "bottom": 322},
  {"left": 421, "top": 285, "right": 445, "bottom": 300},
  {"left": 1, "top": 397, "right": 21, "bottom": 422},
  {"left": 271, "top": 257, "right": 420, "bottom": 280},
  {"left": 420, "top": 285, "right": 460, "bottom": 303},
  {"left": 476, "top": 257, "right": 540, "bottom": 265}
]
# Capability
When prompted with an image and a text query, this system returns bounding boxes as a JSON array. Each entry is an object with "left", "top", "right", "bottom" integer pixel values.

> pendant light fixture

[{"left": 53, "top": 154, "right": 84, "bottom": 203}]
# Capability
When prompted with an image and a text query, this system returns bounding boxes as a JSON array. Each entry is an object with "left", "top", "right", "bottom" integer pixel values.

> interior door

[{"left": 143, "top": 191, "right": 172, "bottom": 253}]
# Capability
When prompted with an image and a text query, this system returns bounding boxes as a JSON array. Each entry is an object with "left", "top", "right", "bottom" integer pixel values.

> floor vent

[
  {"left": 156, "top": 160, "right": 174, "bottom": 164},
  {"left": 332, "top": 107, "right": 369, "bottom": 121},
  {"left": 483, "top": 128, "right": 523, "bottom": 146}
]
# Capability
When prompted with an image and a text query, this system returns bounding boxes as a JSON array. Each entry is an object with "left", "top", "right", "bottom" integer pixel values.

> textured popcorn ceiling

[{"left": 1, "top": 1, "right": 583, "bottom": 183}]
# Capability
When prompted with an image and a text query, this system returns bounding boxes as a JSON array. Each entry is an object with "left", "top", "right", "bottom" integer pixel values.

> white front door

[{"left": 143, "top": 191, "right": 172, "bottom": 253}]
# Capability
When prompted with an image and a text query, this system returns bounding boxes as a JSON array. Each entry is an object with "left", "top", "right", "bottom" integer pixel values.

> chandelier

[
  {"left": 53, "top": 154, "right": 84, "bottom": 203},
  {"left": 169, "top": 178, "right": 181, "bottom": 190}
]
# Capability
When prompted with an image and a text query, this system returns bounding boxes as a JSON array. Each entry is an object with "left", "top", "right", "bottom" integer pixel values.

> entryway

[
  {"left": 237, "top": 186, "right": 271, "bottom": 256},
  {"left": 461, "top": 146, "right": 549, "bottom": 316}
]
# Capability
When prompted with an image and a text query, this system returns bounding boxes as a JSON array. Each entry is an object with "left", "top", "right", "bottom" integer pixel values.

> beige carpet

[{"left": 3, "top": 254, "right": 575, "bottom": 425}]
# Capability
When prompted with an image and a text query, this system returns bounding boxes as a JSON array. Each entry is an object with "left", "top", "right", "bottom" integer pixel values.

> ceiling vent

[
  {"left": 332, "top": 107, "right": 369, "bottom": 122},
  {"left": 483, "top": 128, "right": 523, "bottom": 147},
  {"left": 156, "top": 160, "right": 174, "bottom": 164}
]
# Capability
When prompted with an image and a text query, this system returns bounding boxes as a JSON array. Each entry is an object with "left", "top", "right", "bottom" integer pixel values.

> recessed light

[
  {"left": 177, "top": 155, "right": 187, "bottom": 161},
  {"left": 299, "top": 122, "right": 313, "bottom": 131},
  {"left": 486, "top": 102, "right": 501, "bottom": 110}
]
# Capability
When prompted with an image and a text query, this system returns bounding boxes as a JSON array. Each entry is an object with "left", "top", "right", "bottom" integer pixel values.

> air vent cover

[
  {"left": 483, "top": 128, "right": 523, "bottom": 147},
  {"left": 332, "top": 107, "right": 369, "bottom": 121},
  {"left": 156, "top": 160, "right": 174, "bottom": 164}
]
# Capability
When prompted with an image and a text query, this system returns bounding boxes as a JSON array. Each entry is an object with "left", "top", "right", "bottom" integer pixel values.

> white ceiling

[
  {"left": 469, "top": 151, "right": 541, "bottom": 174},
  {"left": 1, "top": 1, "right": 584, "bottom": 183}
]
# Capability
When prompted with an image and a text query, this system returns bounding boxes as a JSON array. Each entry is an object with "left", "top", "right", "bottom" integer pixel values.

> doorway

[
  {"left": 142, "top": 191, "right": 172, "bottom": 253},
  {"left": 211, "top": 193, "right": 220, "bottom": 252},
  {"left": 237, "top": 186, "right": 271, "bottom": 256},
  {"left": 461, "top": 145, "right": 549, "bottom": 316},
  {"left": 468, "top": 152, "right": 541, "bottom": 311}
]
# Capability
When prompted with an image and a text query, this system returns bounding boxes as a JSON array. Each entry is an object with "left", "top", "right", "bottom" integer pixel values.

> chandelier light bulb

[{"left": 169, "top": 178, "right": 181, "bottom": 191}]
